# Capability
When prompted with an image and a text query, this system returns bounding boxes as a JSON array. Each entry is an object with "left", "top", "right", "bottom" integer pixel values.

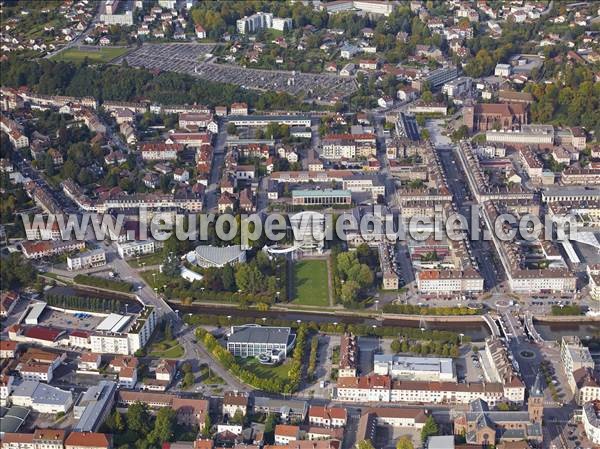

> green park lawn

[
  {"left": 140, "top": 269, "right": 171, "bottom": 289},
  {"left": 292, "top": 260, "right": 329, "bottom": 306},
  {"left": 128, "top": 252, "right": 164, "bottom": 268},
  {"left": 148, "top": 337, "right": 184, "bottom": 358},
  {"left": 52, "top": 46, "right": 130, "bottom": 63},
  {"left": 237, "top": 357, "right": 290, "bottom": 383}
]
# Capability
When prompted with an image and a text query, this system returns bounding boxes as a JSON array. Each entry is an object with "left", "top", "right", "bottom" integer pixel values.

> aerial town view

[{"left": 1, "top": 1, "right": 600, "bottom": 449}]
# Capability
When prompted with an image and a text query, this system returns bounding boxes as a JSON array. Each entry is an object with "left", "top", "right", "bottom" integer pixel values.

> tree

[
  {"left": 396, "top": 436, "right": 414, "bottom": 449},
  {"left": 390, "top": 339, "right": 402, "bottom": 353},
  {"left": 264, "top": 413, "right": 278, "bottom": 444},
  {"left": 421, "top": 90, "right": 433, "bottom": 103},
  {"left": 235, "top": 263, "right": 264, "bottom": 294},
  {"left": 0, "top": 253, "right": 36, "bottom": 289},
  {"left": 421, "top": 416, "right": 439, "bottom": 442},
  {"left": 340, "top": 280, "right": 360, "bottom": 303},
  {"left": 221, "top": 264, "right": 236, "bottom": 291},
  {"left": 126, "top": 402, "right": 151, "bottom": 434},
  {"left": 227, "top": 123, "right": 237, "bottom": 135},
  {"left": 164, "top": 320, "right": 173, "bottom": 340},
  {"left": 182, "top": 371, "right": 195, "bottom": 389},
  {"left": 113, "top": 411, "right": 125, "bottom": 432},
  {"left": 231, "top": 409, "right": 245, "bottom": 425},
  {"left": 162, "top": 253, "right": 181, "bottom": 278},
  {"left": 150, "top": 407, "right": 176, "bottom": 443},
  {"left": 201, "top": 413, "right": 212, "bottom": 438},
  {"left": 356, "top": 440, "right": 375, "bottom": 449}
]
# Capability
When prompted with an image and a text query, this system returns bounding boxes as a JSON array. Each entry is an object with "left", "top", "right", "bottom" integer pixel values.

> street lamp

[
  {"left": 375, "top": 299, "right": 379, "bottom": 311},
  {"left": 459, "top": 333, "right": 465, "bottom": 345},
  {"left": 262, "top": 317, "right": 266, "bottom": 324}
]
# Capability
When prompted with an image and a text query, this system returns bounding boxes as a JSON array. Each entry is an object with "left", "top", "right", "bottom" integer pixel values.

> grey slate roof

[{"left": 229, "top": 325, "right": 291, "bottom": 345}]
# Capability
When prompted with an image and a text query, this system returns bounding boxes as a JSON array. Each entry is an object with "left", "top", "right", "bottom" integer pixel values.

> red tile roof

[
  {"left": 24, "top": 326, "right": 64, "bottom": 342},
  {"left": 275, "top": 424, "right": 300, "bottom": 438},
  {"left": 33, "top": 429, "right": 66, "bottom": 441},
  {"left": 65, "top": 432, "right": 111, "bottom": 448},
  {"left": 0, "top": 340, "right": 18, "bottom": 351}
]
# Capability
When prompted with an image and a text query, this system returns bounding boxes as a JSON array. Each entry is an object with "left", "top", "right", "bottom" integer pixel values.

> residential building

[
  {"left": 65, "top": 432, "right": 112, "bottom": 449},
  {"left": 362, "top": 407, "right": 428, "bottom": 429},
  {"left": 116, "top": 391, "right": 209, "bottom": 427},
  {"left": 407, "top": 102, "right": 447, "bottom": 115},
  {"left": 223, "top": 392, "right": 249, "bottom": 417},
  {"left": 116, "top": 240, "right": 156, "bottom": 259},
  {"left": 336, "top": 374, "right": 512, "bottom": 405},
  {"left": 32, "top": 429, "right": 66, "bottom": 449},
  {"left": 308, "top": 406, "right": 348, "bottom": 428},
  {"left": 230, "top": 103, "right": 248, "bottom": 116},
  {"left": 416, "top": 269, "right": 484, "bottom": 293},
  {"left": 274, "top": 425, "right": 300, "bottom": 445},
  {"left": 155, "top": 359, "right": 177, "bottom": 383},
  {"left": 21, "top": 240, "right": 85, "bottom": 259},
  {"left": 252, "top": 397, "right": 308, "bottom": 421},
  {"left": 0, "top": 340, "right": 18, "bottom": 359},
  {"left": 228, "top": 115, "right": 310, "bottom": 128},
  {"left": 483, "top": 338, "right": 526, "bottom": 404},
  {"left": 140, "top": 143, "right": 183, "bottom": 161},
  {"left": 561, "top": 336, "right": 594, "bottom": 377},
  {"left": 0, "top": 292, "right": 18, "bottom": 318},
  {"left": 67, "top": 249, "right": 107, "bottom": 271},
  {"left": 78, "top": 353, "right": 101, "bottom": 371},
  {"left": 339, "top": 333, "right": 359, "bottom": 377},
  {"left": 486, "top": 124, "right": 554, "bottom": 145},
  {"left": 582, "top": 401, "right": 600, "bottom": 446}
]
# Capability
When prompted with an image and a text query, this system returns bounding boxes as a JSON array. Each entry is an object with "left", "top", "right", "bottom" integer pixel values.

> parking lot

[
  {"left": 375, "top": 425, "right": 422, "bottom": 449},
  {"left": 117, "top": 43, "right": 358, "bottom": 99},
  {"left": 455, "top": 348, "right": 486, "bottom": 383},
  {"left": 40, "top": 308, "right": 104, "bottom": 331}
]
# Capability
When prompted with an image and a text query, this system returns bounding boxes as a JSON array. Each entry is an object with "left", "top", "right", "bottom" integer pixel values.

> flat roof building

[
  {"left": 291, "top": 189, "right": 352, "bottom": 206},
  {"left": 252, "top": 397, "right": 308, "bottom": 421},
  {"left": 24, "top": 302, "right": 46, "bottom": 325},
  {"left": 73, "top": 381, "right": 117, "bottom": 432},
  {"left": 10, "top": 380, "right": 73, "bottom": 414},
  {"left": 227, "top": 325, "right": 295, "bottom": 359},
  {"left": 373, "top": 355, "right": 456, "bottom": 382},
  {"left": 228, "top": 115, "right": 311, "bottom": 127},
  {"left": 0, "top": 405, "right": 29, "bottom": 434}
]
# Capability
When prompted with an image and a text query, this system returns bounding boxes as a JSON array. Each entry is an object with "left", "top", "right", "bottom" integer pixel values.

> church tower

[{"left": 528, "top": 372, "right": 545, "bottom": 423}]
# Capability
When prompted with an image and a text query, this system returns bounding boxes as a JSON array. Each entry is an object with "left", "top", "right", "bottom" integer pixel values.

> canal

[{"left": 173, "top": 302, "right": 600, "bottom": 342}]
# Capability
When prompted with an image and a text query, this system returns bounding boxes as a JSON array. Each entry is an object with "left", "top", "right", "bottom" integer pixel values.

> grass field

[
  {"left": 52, "top": 46, "right": 130, "bottom": 63},
  {"left": 292, "top": 260, "right": 329, "bottom": 306},
  {"left": 128, "top": 252, "right": 164, "bottom": 268},
  {"left": 148, "top": 337, "right": 184, "bottom": 358},
  {"left": 140, "top": 270, "right": 171, "bottom": 289},
  {"left": 237, "top": 357, "right": 290, "bottom": 383}
]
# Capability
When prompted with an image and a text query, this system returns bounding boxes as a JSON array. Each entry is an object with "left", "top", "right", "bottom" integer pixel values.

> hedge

[{"left": 74, "top": 274, "right": 134, "bottom": 293}]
